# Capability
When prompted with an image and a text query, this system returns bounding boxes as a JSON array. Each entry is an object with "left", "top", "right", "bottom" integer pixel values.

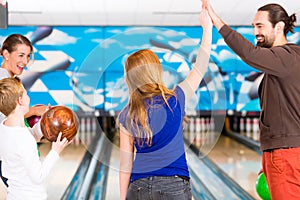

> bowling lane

[
  {"left": 105, "top": 122, "right": 262, "bottom": 199},
  {"left": 45, "top": 115, "right": 101, "bottom": 199},
  {"left": 186, "top": 130, "right": 262, "bottom": 199},
  {"left": 210, "top": 134, "right": 261, "bottom": 198},
  {"left": 105, "top": 137, "right": 121, "bottom": 200}
]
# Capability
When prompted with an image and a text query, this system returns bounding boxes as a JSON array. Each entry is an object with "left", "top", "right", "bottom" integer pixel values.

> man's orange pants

[{"left": 263, "top": 147, "right": 300, "bottom": 200}]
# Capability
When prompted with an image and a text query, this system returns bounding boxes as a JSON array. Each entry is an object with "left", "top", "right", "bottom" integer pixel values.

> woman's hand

[
  {"left": 25, "top": 104, "right": 51, "bottom": 118},
  {"left": 200, "top": 7, "right": 213, "bottom": 30}
]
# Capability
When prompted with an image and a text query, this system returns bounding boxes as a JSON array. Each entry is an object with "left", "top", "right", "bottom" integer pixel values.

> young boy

[{"left": 0, "top": 77, "right": 71, "bottom": 200}]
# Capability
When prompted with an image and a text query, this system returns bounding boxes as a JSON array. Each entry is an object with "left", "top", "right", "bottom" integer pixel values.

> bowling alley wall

[{"left": 1, "top": 26, "right": 299, "bottom": 118}]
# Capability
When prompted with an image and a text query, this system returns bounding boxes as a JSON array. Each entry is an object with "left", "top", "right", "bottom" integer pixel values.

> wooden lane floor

[
  {"left": 186, "top": 130, "right": 262, "bottom": 199},
  {"left": 105, "top": 130, "right": 262, "bottom": 199}
]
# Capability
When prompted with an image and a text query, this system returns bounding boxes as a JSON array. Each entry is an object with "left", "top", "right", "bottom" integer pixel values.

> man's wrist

[{"left": 213, "top": 17, "right": 225, "bottom": 31}]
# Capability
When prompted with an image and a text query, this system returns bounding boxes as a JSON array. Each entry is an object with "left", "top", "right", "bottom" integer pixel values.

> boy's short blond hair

[{"left": 0, "top": 77, "right": 24, "bottom": 116}]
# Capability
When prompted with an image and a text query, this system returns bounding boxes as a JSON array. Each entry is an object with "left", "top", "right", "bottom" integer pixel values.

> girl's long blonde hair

[{"left": 124, "top": 49, "right": 175, "bottom": 146}]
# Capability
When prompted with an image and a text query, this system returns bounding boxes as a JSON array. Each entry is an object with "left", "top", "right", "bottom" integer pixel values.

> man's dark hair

[{"left": 258, "top": 3, "right": 297, "bottom": 36}]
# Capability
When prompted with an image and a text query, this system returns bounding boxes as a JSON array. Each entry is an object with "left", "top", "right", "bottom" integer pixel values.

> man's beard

[
  {"left": 256, "top": 35, "right": 274, "bottom": 48},
  {"left": 257, "top": 41, "right": 273, "bottom": 48}
]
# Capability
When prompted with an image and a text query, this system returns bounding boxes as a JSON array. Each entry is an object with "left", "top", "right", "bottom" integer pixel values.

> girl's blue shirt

[{"left": 119, "top": 86, "right": 189, "bottom": 183}]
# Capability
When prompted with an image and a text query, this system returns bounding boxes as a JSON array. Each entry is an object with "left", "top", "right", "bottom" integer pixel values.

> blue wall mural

[{"left": 1, "top": 26, "right": 299, "bottom": 115}]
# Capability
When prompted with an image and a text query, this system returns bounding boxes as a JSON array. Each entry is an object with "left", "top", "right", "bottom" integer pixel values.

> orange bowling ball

[{"left": 40, "top": 106, "right": 79, "bottom": 142}]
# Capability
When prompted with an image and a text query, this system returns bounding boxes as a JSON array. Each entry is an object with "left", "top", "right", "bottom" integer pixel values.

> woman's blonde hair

[{"left": 124, "top": 49, "right": 175, "bottom": 146}]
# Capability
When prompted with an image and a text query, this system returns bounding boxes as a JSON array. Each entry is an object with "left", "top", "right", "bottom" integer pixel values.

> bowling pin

[
  {"left": 210, "top": 118, "right": 215, "bottom": 132},
  {"left": 195, "top": 117, "right": 201, "bottom": 146},
  {"left": 205, "top": 118, "right": 210, "bottom": 132},
  {"left": 86, "top": 117, "right": 91, "bottom": 133},
  {"left": 246, "top": 117, "right": 252, "bottom": 138},
  {"left": 240, "top": 117, "right": 245, "bottom": 133},
  {"left": 80, "top": 117, "right": 86, "bottom": 143},
  {"left": 195, "top": 117, "right": 201, "bottom": 133},
  {"left": 201, "top": 118, "right": 206, "bottom": 132},
  {"left": 189, "top": 117, "right": 195, "bottom": 143},
  {"left": 189, "top": 117, "right": 195, "bottom": 133},
  {"left": 252, "top": 118, "right": 260, "bottom": 141},
  {"left": 91, "top": 117, "right": 97, "bottom": 140},
  {"left": 85, "top": 117, "right": 91, "bottom": 145}
]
